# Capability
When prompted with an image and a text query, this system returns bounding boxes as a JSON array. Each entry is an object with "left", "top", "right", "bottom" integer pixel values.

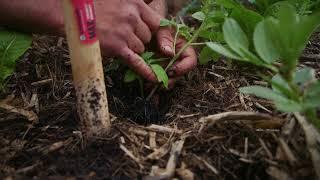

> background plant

[
  {"left": 0, "top": 30, "right": 32, "bottom": 90},
  {"left": 158, "top": 0, "right": 320, "bottom": 128}
]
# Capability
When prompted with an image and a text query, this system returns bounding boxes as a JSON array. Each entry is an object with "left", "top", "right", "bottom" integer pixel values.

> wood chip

[
  {"left": 147, "top": 124, "right": 182, "bottom": 134},
  {"left": 31, "top": 79, "right": 52, "bottom": 86},
  {"left": 149, "top": 132, "right": 157, "bottom": 149},
  {"left": 120, "top": 144, "right": 142, "bottom": 168},
  {"left": 0, "top": 102, "right": 38, "bottom": 123}
]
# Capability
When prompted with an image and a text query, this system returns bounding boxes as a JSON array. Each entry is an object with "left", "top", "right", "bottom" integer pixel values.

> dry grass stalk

[
  {"left": 147, "top": 124, "right": 183, "bottom": 134},
  {"left": 294, "top": 113, "right": 320, "bottom": 179},
  {"left": 120, "top": 144, "right": 143, "bottom": 169},
  {"left": 199, "top": 111, "right": 274, "bottom": 132},
  {"left": 151, "top": 139, "right": 185, "bottom": 179}
]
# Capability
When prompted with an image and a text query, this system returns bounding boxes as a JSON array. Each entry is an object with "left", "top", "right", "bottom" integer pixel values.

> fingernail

[{"left": 163, "top": 46, "right": 173, "bottom": 54}]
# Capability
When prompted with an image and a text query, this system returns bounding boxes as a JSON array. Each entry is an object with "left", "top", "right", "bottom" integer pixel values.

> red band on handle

[{"left": 72, "top": 0, "right": 97, "bottom": 44}]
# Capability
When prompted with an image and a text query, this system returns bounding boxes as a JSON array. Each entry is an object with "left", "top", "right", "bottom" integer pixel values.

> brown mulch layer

[{"left": 0, "top": 33, "right": 319, "bottom": 179}]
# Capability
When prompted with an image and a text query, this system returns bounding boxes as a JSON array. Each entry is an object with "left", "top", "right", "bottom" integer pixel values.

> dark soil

[{"left": 0, "top": 32, "right": 319, "bottom": 179}]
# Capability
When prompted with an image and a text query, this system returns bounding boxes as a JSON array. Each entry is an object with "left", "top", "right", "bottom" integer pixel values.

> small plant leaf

[
  {"left": 275, "top": 100, "right": 303, "bottom": 112},
  {"left": 240, "top": 85, "right": 289, "bottom": 103},
  {"left": 254, "top": 21, "right": 280, "bottom": 64},
  {"left": 304, "top": 81, "right": 320, "bottom": 108},
  {"left": 0, "top": 30, "right": 32, "bottom": 88},
  {"left": 206, "top": 42, "right": 241, "bottom": 60},
  {"left": 240, "top": 85, "right": 302, "bottom": 112},
  {"left": 223, "top": 18, "right": 249, "bottom": 57},
  {"left": 141, "top": 52, "right": 154, "bottom": 62},
  {"left": 124, "top": 69, "right": 138, "bottom": 83},
  {"left": 199, "top": 46, "right": 220, "bottom": 65},
  {"left": 192, "top": 11, "right": 206, "bottom": 21},
  {"left": 150, "top": 64, "right": 169, "bottom": 88},
  {"left": 294, "top": 67, "right": 316, "bottom": 86},
  {"left": 160, "top": 19, "right": 174, "bottom": 27}
]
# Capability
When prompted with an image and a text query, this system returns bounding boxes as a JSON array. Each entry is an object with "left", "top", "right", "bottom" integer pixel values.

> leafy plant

[
  {"left": 157, "top": 0, "right": 320, "bottom": 128},
  {"left": 204, "top": 2, "right": 320, "bottom": 127},
  {"left": 124, "top": 52, "right": 169, "bottom": 97},
  {"left": 0, "top": 30, "right": 32, "bottom": 90}
]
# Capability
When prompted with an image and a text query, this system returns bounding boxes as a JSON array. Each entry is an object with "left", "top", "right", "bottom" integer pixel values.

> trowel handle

[{"left": 62, "top": 0, "right": 110, "bottom": 137}]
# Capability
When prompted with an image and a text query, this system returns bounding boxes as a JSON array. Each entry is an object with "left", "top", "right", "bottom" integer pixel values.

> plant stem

[
  {"left": 190, "top": 42, "right": 206, "bottom": 46},
  {"left": 146, "top": 23, "right": 205, "bottom": 100}
]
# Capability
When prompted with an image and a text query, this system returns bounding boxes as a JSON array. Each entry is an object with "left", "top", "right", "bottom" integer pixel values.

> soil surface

[{"left": 0, "top": 32, "right": 319, "bottom": 179}]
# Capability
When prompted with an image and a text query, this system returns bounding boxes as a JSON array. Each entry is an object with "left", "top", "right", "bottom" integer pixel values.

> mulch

[{"left": 0, "top": 32, "right": 319, "bottom": 179}]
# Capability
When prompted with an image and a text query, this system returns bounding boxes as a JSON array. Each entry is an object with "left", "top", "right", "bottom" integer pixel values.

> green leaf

[
  {"left": 271, "top": 74, "right": 291, "bottom": 96},
  {"left": 240, "top": 85, "right": 289, "bottom": 102},
  {"left": 230, "top": 7, "right": 263, "bottom": 38},
  {"left": 160, "top": 19, "right": 174, "bottom": 27},
  {"left": 206, "top": 42, "right": 242, "bottom": 60},
  {"left": 240, "top": 85, "right": 302, "bottom": 112},
  {"left": 192, "top": 11, "right": 206, "bottom": 21},
  {"left": 264, "top": 3, "right": 320, "bottom": 74},
  {"left": 223, "top": 18, "right": 249, "bottom": 57},
  {"left": 275, "top": 101, "right": 303, "bottom": 112},
  {"left": 216, "top": 0, "right": 240, "bottom": 9},
  {"left": 294, "top": 67, "right": 316, "bottom": 86},
  {"left": 304, "top": 81, "right": 320, "bottom": 108},
  {"left": 124, "top": 69, "right": 138, "bottom": 83},
  {"left": 150, "top": 64, "right": 169, "bottom": 88},
  {"left": 141, "top": 52, "right": 154, "bottom": 62},
  {"left": 199, "top": 46, "right": 220, "bottom": 65},
  {"left": 254, "top": 21, "right": 280, "bottom": 64},
  {"left": 0, "top": 30, "right": 32, "bottom": 88}
]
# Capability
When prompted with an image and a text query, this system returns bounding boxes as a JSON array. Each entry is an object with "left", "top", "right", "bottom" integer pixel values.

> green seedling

[
  {"left": 0, "top": 30, "right": 32, "bottom": 90},
  {"left": 124, "top": 51, "right": 169, "bottom": 97}
]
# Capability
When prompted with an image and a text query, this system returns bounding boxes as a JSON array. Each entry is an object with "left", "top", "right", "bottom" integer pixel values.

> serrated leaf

[
  {"left": 124, "top": 69, "right": 138, "bottom": 83},
  {"left": 254, "top": 21, "right": 280, "bottom": 64},
  {"left": 141, "top": 52, "right": 154, "bottom": 62},
  {"left": 192, "top": 11, "right": 206, "bottom": 21},
  {"left": 160, "top": 19, "right": 174, "bottom": 27},
  {"left": 0, "top": 31, "right": 32, "bottom": 63},
  {"left": 206, "top": 42, "right": 241, "bottom": 60},
  {"left": 199, "top": 46, "right": 220, "bottom": 65},
  {"left": 150, "top": 64, "right": 168, "bottom": 88},
  {"left": 0, "top": 30, "right": 32, "bottom": 88},
  {"left": 223, "top": 18, "right": 249, "bottom": 57}
]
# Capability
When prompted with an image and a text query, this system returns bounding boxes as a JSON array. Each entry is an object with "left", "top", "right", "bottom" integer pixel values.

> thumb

[{"left": 157, "top": 27, "right": 175, "bottom": 57}]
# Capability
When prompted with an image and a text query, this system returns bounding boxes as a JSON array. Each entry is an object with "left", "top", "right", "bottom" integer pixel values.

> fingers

[
  {"left": 119, "top": 47, "right": 157, "bottom": 82},
  {"left": 169, "top": 41, "right": 197, "bottom": 77},
  {"left": 135, "top": 18, "right": 152, "bottom": 44},
  {"left": 125, "top": 31, "right": 145, "bottom": 54},
  {"left": 157, "top": 27, "right": 175, "bottom": 56},
  {"left": 137, "top": 1, "right": 162, "bottom": 32}
]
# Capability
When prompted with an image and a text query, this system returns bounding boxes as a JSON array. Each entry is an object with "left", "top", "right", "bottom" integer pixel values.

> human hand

[
  {"left": 95, "top": 0, "right": 162, "bottom": 82},
  {"left": 148, "top": 0, "right": 197, "bottom": 88}
]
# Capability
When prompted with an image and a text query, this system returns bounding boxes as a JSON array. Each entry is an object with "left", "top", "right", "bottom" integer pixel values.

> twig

[
  {"left": 195, "top": 155, "right": 219, "bottom": 175},
  {"left": 146, "top": 124, "right": 183, "bottom": 134},
  {"left": 199, "top": 111, "right": 274, "bottom": 133},
  {"left": 120, "top": 144, "right": 143, "bottom": 169}
]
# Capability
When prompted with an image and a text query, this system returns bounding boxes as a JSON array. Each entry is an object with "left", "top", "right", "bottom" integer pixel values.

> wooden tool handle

[{"left": 62, "top": 0, "right": 110, "bottom": 137}]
